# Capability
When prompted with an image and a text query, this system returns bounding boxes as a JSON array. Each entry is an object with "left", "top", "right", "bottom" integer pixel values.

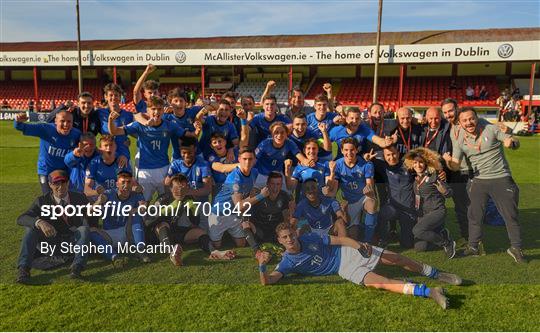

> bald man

[
  {"left": 391, "top": 107, "right": 423, "bottom": 155},
  {"left": 420, "top": 107, "right": 451, "bottom": 155}
]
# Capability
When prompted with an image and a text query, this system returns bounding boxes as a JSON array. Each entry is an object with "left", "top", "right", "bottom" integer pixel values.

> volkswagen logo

[
  {"left": 175, "top": 51, "right": 187, "bottom": 64},
  {"left": 497, "top": 44, "right": 513, "bottom": 58}
]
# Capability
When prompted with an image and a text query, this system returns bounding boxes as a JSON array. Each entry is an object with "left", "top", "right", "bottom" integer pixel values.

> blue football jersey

[
  {"left": 288, "top": 128, "right": 318, "bottom": 153},
  {"left": 167, "top": 156, "right": 211, "bottom": 201},
  {"left": 14, "top": 122, "right": 80, "bottom": 175},
  {"left": 255, "top": 138, "right": 300, "bottom": 176},
  {"left": 212, "top": 166, "right": 259, "bottom": 215},
  {"left": 199, "top": 115, "right": 239, "bottom": 157},
  {"left": 102, "top": 189, "right": 145, "bottom": 230},
  {"left": 306, "top": 112, "right": 338, "bottom": 160},
  {"left": 329, "top": 123, "right": 375, "bottom": 158},
  {"left": 292, "top": 162, "right": 329, "bottom": 189},
  {"left": 162, "top": 106, "right": 201, "bottom": 160},
  {"left": 86, "top": 156, "right": 132, "bottom": 191},
  {"left": 135, "top": 100, "right": 147, "bottom": 114},
  {"left": 333, "top": 157, "right": 374, "bottom": 203},
  {"left": 96, "top": 107, "right": 133, "bottom": 159},
  {"left": 293, "top": 196, "right": 341, "bottom": 231},
  {"left": 250, "top": 113, "right": 291, "bottom": 144},
  {"left": 64, "top": 150, "right": 99, "bottom": 193},
  {"left": 275, "top": 233, "right": 341, "bottom": 277},
  {"left": 207, "top": 148, "right": 238, "bottom": 193},
  {"left": 124, "top": 119, "right": 185, "bottom": 169}
]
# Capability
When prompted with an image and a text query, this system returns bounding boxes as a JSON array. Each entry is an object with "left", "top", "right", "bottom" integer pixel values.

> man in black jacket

[
  {"left": 16, "top": 170, "right": 92, "bottom": 283},
  {"left": 46, "top": 92, "right": 101, "bottom": 135}
]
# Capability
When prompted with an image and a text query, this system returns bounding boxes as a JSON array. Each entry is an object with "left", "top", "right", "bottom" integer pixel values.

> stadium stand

[
  {"left": 235, "top": 78, "right": 300, "bottom": 104},
  {"left": 306, "top": 76, "right": 500, "bottom": 108},
  {"left": 0, "top": 80, "right": 203, "bottom": 112}
]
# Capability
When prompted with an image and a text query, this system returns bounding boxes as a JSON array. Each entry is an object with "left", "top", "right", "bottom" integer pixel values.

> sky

[{"left": 0, "top": 0, "right": 538, "bottom": 43}]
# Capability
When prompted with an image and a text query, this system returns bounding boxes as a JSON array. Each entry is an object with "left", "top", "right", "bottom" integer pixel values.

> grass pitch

[{"left": 0, "top": 121, "right": 539, "bottom": 331}]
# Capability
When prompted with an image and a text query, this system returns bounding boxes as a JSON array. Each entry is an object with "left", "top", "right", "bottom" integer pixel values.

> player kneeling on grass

[
  {"left": 89, "top": 171, "right": 151, "bottom": 264},
  {"left": 256, "top": 223, "right": 463, "bottom": 310},
  {"left": 145, "top": 174, "right": 235, "bottom": 266},
  {"left": 291, "top": 180, "right": 347, "bottom": 237}
]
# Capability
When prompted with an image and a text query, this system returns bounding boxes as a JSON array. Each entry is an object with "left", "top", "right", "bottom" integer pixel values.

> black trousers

[
  {"left": 378, "top": 203, "right": 415, "bottom": 248},
  {"left": 449, "top": 171, "right": 471, "bottom": 239},
  {"left": 413, "top": 209, "right": 447, "bottom": 248},
  {"left": 467, "top": 176, "right": 521, "bottom": 249}
]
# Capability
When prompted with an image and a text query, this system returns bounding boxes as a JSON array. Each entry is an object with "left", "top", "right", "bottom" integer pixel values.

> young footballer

[
  {"left": 326, "top": 138, "right": 378, "bottom": 242},
  {"left": 288, "top": 113, "right": 320, "bottom": 153},
  {"left": 109, "top": 96, "right": 187, "bottom": 201},
  {"left": 329, "top": 107, "right": 396, "bottom": 159},
  {"left": 305, "top": 94, "right": 339, "bottom": 162},
  {"left": 291, "top": 179, "right": 347, "bottom": 237},
  {"left": 133, "top": 64, "right": 160, "bottom": 115},
  {"left": 162, "top": 88, "right": 202, "bottom": 160},
  {"left": 195, "top": 99, "right": 239, "bottom": 159},
  {"left": 254, "top": 121, "right": 309, "bottom": 186},
  {"left": 64, "top": 132, "right": 99, "bottom": 193},
  {"left": 209, "top": 148, "right": 265, "bottom": 248},
  {"left": 284, "top": 138, "right": 332, "bottom": 200},
  {"left": 90, "top": 171, "right": 150, "bottom": 263},
  {"left": 249, "top": 94, "right": 292, "bottom": 146},
  {"left": 145, "top": 174, "right": 236, "bottom": 266},
  {"left": 255, "top": 222, "right": 462, "bottom": 310},
  {"left": 14, "top": 110, "right": 81, "bottom": 194},
  {"left": 164, "top": 138, "right": 212, "bottom": 203},
  {"left": 249, "top": 172, "right": 293, "bottom": 243},
  {"left": 84, "top": 135, "right": 134, "bottom": 199},
  {"left": 96, "top": 83, "right": 132, "bottom": 163}
]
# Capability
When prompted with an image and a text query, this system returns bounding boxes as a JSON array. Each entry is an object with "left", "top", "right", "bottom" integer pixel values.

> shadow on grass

[{"left": 448, "top": 293, "right": 467, "bottom": 310}]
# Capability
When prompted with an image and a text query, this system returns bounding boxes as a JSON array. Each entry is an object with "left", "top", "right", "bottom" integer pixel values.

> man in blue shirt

[
  {"left": 327, "top": 138, "right": 378, "bottom": 243},
  {"left": 162, "top": 88, "right": 202, "bottom": 160},
  {"left": 329, "top": 107, "right": 395, "bottom": 159},
  {"left": 95, "top": 83, "right": 132, "bottom": 163},
  {"left": 284, "top": 138, "right": 332, "bottom": 201},
  {"left": 254, "top": 122, "right": 309, "bottom": 186},
  {"left": 255, "top": 222, "right": 462, "bottom": 310},
  {"left": 209, "top": 148, "right": 267, "bottom": 248},
  {"left": 109, "top": 96, "right": 186, "bottom": 201},
  {"left": 305, "top": 94, "right": 341, "bottom": 162},
  {"left": 288, "top": 113, "right": 319, "bottom": 153},
  {"left": 249, "top": 94, "right": 291, "bottom": 146},
  {"left": 14, "top": 110, "right": 80, "bottom": 194},
  {"left": 90, "top": 171, "right": 150, "bottom": 263},
  {"left": 291, "top": 179, "right": 347, "bottom": 237},
  {"left": 84, "top": 135, "right": 134, "bottom": 199},
  {"left": 144, "top": 174, "right": 236, "bottom": 266},
  {"left": 207, "top": 132, "right": 238, "bottom": 196},
  {"left": 195, "top": 99, "right": 239, "bottom": 159},
  {"left": 64, "top": 132, "right": 99, "bottom": 193},
  {"left": 132, "top": 64, "right": 160, "bottom": 115},
  {"left": 165, "top": 137, "right": 212, "bottom": 204}
]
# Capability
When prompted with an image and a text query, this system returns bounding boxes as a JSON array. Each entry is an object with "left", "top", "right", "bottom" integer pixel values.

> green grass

[{"left": 0, "top": 121, "right": 539, "bottom": 331}]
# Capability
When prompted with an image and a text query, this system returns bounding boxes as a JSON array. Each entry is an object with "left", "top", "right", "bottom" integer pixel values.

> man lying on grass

[{"left": 255, "top": 222, "right": 463, "bottom": 310}]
